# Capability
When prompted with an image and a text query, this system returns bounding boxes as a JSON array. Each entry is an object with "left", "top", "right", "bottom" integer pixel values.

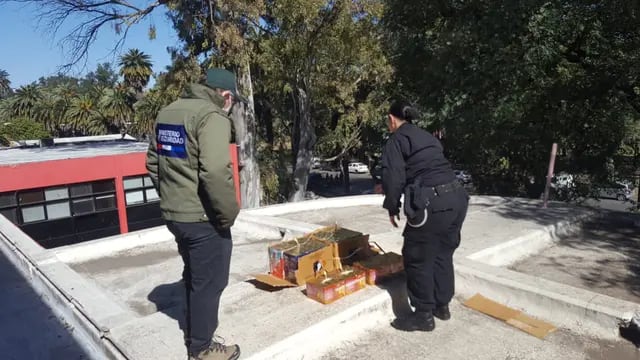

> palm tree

[
  {"left": 10, "top": 84, "right": 42, "bottom": 119},
  {"left": 99, "top": 85, "right": 136, "bottom": 134},
  {"left": 118, "top": 49, "right": 153, "bottom": 95},
  {"left": 0, "top": 97, "right": 11, "bottom": 121},
  {"left": 0, "top": 70, "right": 11, "bottom": 98},
  {"left": 32, "top": 84, "right": 77, "bottom": 135},
  {"left": 132, "top": 89, "right": 169, "bottom": 138},
  {"left": 33, "top": 90, "right": 59, "bottom": 132},
  {"left": 66, "top": 94, "right": 105, "bottom": 135}
]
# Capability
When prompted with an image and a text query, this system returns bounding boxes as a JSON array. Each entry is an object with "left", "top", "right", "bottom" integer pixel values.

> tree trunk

[
  {"left": 232, "top": 62, "right": 261, "bottom": 208},
  {"left": 341, "top": 157, "right": 351, "bottom": 194},
  {"left": 289, "top": 86, "right": 315, "bottom": 202}
]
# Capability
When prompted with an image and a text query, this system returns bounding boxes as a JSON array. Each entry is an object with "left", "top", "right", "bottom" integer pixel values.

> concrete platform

[
  {"left": 325, "top": 298, "right": 640, "bottom": 360},
  {"left": 511, "top": 211, "right": 640, "bottom": 304},
  {"left": 1, "top": 195, "right": 638, "bottom": 359}
]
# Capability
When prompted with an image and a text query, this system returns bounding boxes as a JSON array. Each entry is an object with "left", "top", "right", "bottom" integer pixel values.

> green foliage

[
  {"left": 118, "top": 49, "right": 153, "bottom": 93},
  {"left": 257, "top": 143, "right": 289, "bottom": 205},
  {"left": 83, "top": 63, "right": 119, "bottom": 90},
  {"left": 257, "top": 1, "right": 390, "bottom": 150},
  {"left": 385, "top": 0, "right": 640, "bottom": 197},
  {"left": 0, "top": 69, "right": 11, "bottom": 98},
  {"left": 0, "top": 117, "right": 50, "bottom": 145}
]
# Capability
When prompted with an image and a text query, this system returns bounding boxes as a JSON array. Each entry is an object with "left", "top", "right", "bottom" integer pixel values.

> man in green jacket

[{"left": 146, "top": 68, "right": 241, "bottom": 360}]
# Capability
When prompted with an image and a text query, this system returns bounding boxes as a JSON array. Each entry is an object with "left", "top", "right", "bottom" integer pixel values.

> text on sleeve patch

[{"left": 156, "top": 123, "right": 187, "bottom": 158}]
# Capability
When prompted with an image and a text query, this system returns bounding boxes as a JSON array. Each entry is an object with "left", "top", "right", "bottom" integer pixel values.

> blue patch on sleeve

[{"left": 156, "top": 124, "right": 188, "bottom": 159}]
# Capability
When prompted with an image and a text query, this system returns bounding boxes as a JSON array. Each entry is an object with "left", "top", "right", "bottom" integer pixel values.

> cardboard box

[
  {"left": 305, "top": 268, "right": 366, "bottom": 304},
  {"left": 354, "top": 252, "right": 404, "bottom": 285},
  {"left": 257, "top": 238, "right": 337, "bottom": 288},
  {"left": 310, "top": 225, "right": 372, "bottom": 265}
]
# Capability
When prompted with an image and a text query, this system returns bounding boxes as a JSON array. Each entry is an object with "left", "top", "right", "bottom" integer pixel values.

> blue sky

[{"left": 0, "top": 2, "right": 180, "bottom": 88}]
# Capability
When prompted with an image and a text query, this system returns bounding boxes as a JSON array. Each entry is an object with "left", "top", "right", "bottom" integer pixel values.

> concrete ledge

[
  {"left": 243, "top": 194, "right": 385, "bottom": 216},
  {"left": 54, "top": 216, "right": 315, "bottom": 264},
  {"left": 236, "top": 214, "right": 321, "bottom": 240},
  {"left": 466, "top": 215, "right": 590, "bottom": 267},
  {"left": 245, "top": 290, "right": 394, "bottom": 360},
  {"left": 54, "top": 194, "right": 511, "bottom": 265},
  {"left": 455, "top": 258, "right": 638, "bottom": 340},
  {"left": 0, "top": 217, "right": 125, "bottom": 360},
  {"left": 54, "top": 227, "right": 173, "bottom": 264}
]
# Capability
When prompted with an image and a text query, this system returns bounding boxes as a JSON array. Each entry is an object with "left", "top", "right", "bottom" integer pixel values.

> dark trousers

[
  {"left": 166, "top": 221, "right": 233, "bottom": 355},
  {"left": 402, "top": 188, "right": 469, "bottom": 312}
]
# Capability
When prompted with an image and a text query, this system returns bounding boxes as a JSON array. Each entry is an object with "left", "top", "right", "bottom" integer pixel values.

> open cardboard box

[
  {"left": 255, "top": 237, "right": 338, "bottom": 288},
  {"left": 311, "top": 225, "right": 372, "bottom": 264},
  {"left": 254, "top": 225, "right": 372, "bottom": 288}
]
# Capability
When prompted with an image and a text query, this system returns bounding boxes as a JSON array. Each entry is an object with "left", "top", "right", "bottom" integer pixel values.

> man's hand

[
  {"left": 374, "top": 184, "right": 383, "bottom": 194},
  {"left": 390, "top": 214, "right": 400, "bottom": 228}
]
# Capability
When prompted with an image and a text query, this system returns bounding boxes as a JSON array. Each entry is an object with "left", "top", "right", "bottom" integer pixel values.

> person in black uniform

[{"left": 381, "top": 100, "right": 469, "bottom": 332}]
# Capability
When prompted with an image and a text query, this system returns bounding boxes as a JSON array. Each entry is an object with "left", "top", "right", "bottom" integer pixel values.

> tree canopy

[{"left": 1, "top": 0, "right": 638, "bottom": 204}]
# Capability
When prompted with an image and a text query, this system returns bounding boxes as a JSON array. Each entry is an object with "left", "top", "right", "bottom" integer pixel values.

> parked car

[
  {"left": 454, "top": 170, "right": 472, "bottom": 184},
  {"left": 598, "top": 181, "right": 633, "bottom": 201},
  {"left": 348, "top": 162, "right": 369, "bottom": 174}
]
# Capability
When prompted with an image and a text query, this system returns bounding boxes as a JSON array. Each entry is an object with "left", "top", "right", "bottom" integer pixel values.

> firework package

[
  {"left": 253, "top": 225, "right": 403, "bottom": 304},
  {"left": 305, "top": 267, "right": 367, "bottom": 304}
]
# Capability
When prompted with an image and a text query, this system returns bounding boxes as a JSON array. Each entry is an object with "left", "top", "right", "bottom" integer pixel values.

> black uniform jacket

[{"left": 381, "top": 123, "right": 456, "bottom": 216}]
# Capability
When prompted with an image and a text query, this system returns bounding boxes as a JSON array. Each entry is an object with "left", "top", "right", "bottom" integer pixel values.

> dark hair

[{"left": 388, "top": 100, "right": 419, "bottom": 123}]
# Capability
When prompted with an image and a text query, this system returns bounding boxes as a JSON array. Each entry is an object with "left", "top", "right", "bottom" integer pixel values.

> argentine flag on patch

[{"left": 157, "top": 123, "right": 188, "bottom": 159}]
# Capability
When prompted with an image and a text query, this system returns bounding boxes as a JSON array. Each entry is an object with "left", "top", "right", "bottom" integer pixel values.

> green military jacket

[{"left": 146, "top": 83, "right": 239, "bottom": 229}]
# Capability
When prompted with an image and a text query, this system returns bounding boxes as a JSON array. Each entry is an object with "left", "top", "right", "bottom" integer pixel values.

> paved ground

[
  {"left": 511, "top": 211, "right": 640, "bottom": 304},
  {"left": 59, "top": 197, "right": 603, "bottom": 359},
  {"left": 583, "top": 198, "right": 637, "bottom": 212},
  {"left": 0, "top": 250, "right": 88, "bottom": 360},
  {"left": 5, "top": 194, "right": 633, "bottom": 360},
  {"left": 324, "top": 298, "right": 640, "bottom": 360}
]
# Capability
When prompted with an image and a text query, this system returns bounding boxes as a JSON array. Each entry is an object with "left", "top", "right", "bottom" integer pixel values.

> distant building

[{"left": 0, "top": 135, "right": 165, "bottom": 248}]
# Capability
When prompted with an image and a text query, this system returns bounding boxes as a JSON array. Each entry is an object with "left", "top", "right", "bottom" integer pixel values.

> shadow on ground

[
  {"left": 561, "top": 212, "right": 640, "bottom": 301},
  {"left": 148, "top": 281, "right": 187, "bottom": 336},
  {"left": 489, "top": 198, "right": 587, "bottom": 226},
  {"left": 376, "top": 274, "right": 413, "bottom": 319},
  {"left": 0, "top": 250, "right": 89, "bottom": 359},
  {"left": 511, "top": 212, "right": 640, "bottom": 304}
]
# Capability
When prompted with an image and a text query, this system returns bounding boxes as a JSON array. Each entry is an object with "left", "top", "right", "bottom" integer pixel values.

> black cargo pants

[
  {"left": 401, "top": 187, "right": 469, "bottom": 312},
  {"left": 166, "top": 221, "right": 233, "bottom": 355}
]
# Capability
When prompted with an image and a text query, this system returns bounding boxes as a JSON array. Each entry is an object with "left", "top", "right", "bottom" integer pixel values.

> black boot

[
  {"left": 433, "top": 305, "right": 451, "bottom": 321},
  {"left": 391, "top": 311, "right": 435, "bottom": 332}
]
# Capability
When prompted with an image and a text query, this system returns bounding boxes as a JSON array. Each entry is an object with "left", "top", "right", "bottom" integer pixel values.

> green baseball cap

[{"left": 206, "top": 68, "right": 248, "bottom": 103}]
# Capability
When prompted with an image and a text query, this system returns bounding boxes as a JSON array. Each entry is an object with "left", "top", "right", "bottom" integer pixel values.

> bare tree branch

[{"left": 0, "top": 0, "right": 164, "bottom": 70}]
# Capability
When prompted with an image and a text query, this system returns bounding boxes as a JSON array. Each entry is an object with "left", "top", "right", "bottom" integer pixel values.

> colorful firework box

[
  {"left": 310, "top": 225, "right": 372, "bottom": 265},
  {"left": 354, "top": 252, "right": 404, "bottom": 285},
  {"left": 256, "top": 237, "right": 337, "bottom": 287},
  {"left": 305, "top": 268, "right": 367, "bottom": 304}
]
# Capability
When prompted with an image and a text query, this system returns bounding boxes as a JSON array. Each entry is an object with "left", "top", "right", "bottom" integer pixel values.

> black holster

[{"left": 404, "top": 181, "right": 433, "bottom": 227}]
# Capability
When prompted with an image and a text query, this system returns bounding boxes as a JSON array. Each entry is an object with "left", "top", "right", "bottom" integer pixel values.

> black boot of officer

[{"left": 391, "top": 311, "right": 436, "bottom": 332}]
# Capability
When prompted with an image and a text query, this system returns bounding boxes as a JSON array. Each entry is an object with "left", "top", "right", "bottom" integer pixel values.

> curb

[
  {"left": 466, "top": 211, "right": 593, "bottom": 267},
  {"left": 245, "top": 289, "right": 394, "bottom": 360},
  {"left": 455, "top": 258, "right": 637, "bottom": 341}
]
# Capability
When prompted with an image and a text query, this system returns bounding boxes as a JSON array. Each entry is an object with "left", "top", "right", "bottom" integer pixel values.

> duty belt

[{"left": 431, "top": 181, "right": 463, "bottom": 196}]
